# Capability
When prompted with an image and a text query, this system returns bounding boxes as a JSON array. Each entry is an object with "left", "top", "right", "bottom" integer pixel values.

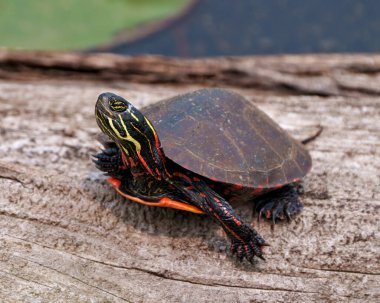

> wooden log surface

[{"left": 0, "top": 50, "right": 379, "bottom": 302}]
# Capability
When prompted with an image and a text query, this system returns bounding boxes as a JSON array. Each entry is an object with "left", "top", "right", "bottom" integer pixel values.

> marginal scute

[{"left": 143, "top": 88, "right": 311, "bottom": 188}]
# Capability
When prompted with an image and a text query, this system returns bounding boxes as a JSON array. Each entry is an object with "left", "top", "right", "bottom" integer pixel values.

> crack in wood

[
  {"left": 13, "top": 255, "right": 131, "bottom": 303},
  {"left": 1, "top": 51, "right": 379, "bottom": 302}
]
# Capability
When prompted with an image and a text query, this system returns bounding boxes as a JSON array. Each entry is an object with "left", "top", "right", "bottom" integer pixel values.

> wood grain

[{"left": 0, "top": 51, "right": 379, "bottom": 302}]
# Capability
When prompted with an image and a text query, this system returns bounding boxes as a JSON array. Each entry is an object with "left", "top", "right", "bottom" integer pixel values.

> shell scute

[{"left": 143, "top": 88, "right": 311, "bottom": 188}]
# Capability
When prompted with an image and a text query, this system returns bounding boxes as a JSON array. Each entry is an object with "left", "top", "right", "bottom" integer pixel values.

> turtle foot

[
  {"left": 92, "top": 147, "right": 122, "bottom": 175},
  {"left": 255, "top": 186, "right": 303, "bottom": 223},
  {"left": 230, "top": 232, "right": 267, "bottom": 263}
]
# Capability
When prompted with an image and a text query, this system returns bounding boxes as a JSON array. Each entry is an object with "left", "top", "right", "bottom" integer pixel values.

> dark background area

[{"left": 105, "top": 0, "right": 380, "bottom": 57}]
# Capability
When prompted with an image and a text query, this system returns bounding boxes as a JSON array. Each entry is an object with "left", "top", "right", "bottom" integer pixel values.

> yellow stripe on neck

[{"left": 144, "top": 117, "right": 157, "bottom": 137}]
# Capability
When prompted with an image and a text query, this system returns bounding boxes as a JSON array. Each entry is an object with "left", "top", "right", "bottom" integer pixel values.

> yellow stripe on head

[
  {"left": 96, "top": 112, "right": 114, "bottom": 138},
  {"left": 131, "top": 112, "right": 139, "bottom": 121},
  {"left": 108, "top": 116, "right": 141, "bottom": 153}
]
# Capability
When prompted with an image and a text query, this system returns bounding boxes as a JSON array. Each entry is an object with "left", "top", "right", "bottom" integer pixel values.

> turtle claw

[
  {"left": 284, "top": 206, "right": 292, "bottom": 222},
  {"left": 92, "top": 148, "right": 122, "bottom": 175},
  {"left": 255, "top": 186, "right": 303, "bottom": 224},
  {"left": 230, "top": 233, "right": 267, "bottom": 263},
  {"left": 258, "top": 200, "right": 302, "bottom": 223},
  {"left": 256, "top": 251, "right": 266, "bottom": 261},
  {"left": 236, "top": 246, "right": 244, "bottom": 261},
  {"left": 272, "top": 203, "right": 286, "bottom": 222}
]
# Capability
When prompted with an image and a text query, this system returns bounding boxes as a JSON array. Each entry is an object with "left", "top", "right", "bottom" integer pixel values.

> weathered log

[{"left": 0, "top": 50, "right": 379, "bottom": 302}]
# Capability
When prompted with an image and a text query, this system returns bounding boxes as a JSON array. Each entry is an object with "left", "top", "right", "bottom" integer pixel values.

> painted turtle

[{"left": 94, "top": 88, "right": 312, "bottom": 262}]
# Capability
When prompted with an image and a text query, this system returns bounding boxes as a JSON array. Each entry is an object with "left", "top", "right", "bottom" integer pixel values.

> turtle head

[{"left": 95, "top": 92, "right": 168, "bottom": 179}]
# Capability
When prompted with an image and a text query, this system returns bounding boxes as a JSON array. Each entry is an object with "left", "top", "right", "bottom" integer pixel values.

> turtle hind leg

[
  {"left": 255, "top": 185, "right": 303, "bottom": 223},
  {"left": 107, "top": 177, "right": 204, "bottom": 214}
]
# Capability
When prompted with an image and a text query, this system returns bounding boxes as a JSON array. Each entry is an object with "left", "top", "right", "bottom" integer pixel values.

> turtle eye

[{"left": 109, "top": 99, "right": 127, "bottom": 112}]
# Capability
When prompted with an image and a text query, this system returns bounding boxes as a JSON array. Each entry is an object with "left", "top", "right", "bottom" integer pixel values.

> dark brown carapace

[{"left": 94, "top": 88, "right": 312, "bottom": 263}]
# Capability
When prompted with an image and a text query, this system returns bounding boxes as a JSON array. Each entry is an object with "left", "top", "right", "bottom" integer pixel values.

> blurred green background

[{"left": 0, "top": 0, "right": 188, "bottom": 50}]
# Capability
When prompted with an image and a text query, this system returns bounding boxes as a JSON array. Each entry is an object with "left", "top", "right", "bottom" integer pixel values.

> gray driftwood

[{"left": 0, "top": 50, "right": 379, "bottom": 302}]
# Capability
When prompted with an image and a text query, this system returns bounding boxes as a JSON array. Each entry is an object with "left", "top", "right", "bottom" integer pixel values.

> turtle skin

[
  {"left": 93, "top": 89, "right": 312, "bottom": 263},
  {"left": 94, "top": 145, "right": 304, "bottom": 261}
]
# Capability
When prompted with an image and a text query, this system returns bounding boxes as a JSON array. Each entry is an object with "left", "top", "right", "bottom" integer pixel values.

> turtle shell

[{"left": 142, "top": 88, "right": 311, "bottom": 188}]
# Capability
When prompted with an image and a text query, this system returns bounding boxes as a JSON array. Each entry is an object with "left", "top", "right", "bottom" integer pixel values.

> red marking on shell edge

[
  {"left": 252, "top": 187, "right": 263, "bottom": 194},
  {"left": 107, "top": 177, "right": 121, "bottom": 188},
  {"left": 193, "top": 177, "right": 200, "bottom": 182},
  {"left": 293, "top": 178, "right": 301, "bottom": 183},
  {"left": 275, "top": 183, "right": 284, "bottom": 189},
  {"left": 210, "top": 176, "right": 218, "bottom": 182},
  {"left": 232, "top": 184, "right": 243, "bottom": 190}
]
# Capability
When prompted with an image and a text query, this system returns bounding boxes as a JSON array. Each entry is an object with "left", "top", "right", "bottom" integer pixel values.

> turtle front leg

[
  {"left": 93, "top": 146, "right": 124, "bottom": 177},
  {"left": 172, "top": 177, "right": 267, "bottom": 262}
]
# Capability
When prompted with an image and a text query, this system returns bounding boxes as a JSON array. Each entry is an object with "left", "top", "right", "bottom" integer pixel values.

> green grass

[{"left": 0, "top": 0, "right": 188, "bottom": 50}]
